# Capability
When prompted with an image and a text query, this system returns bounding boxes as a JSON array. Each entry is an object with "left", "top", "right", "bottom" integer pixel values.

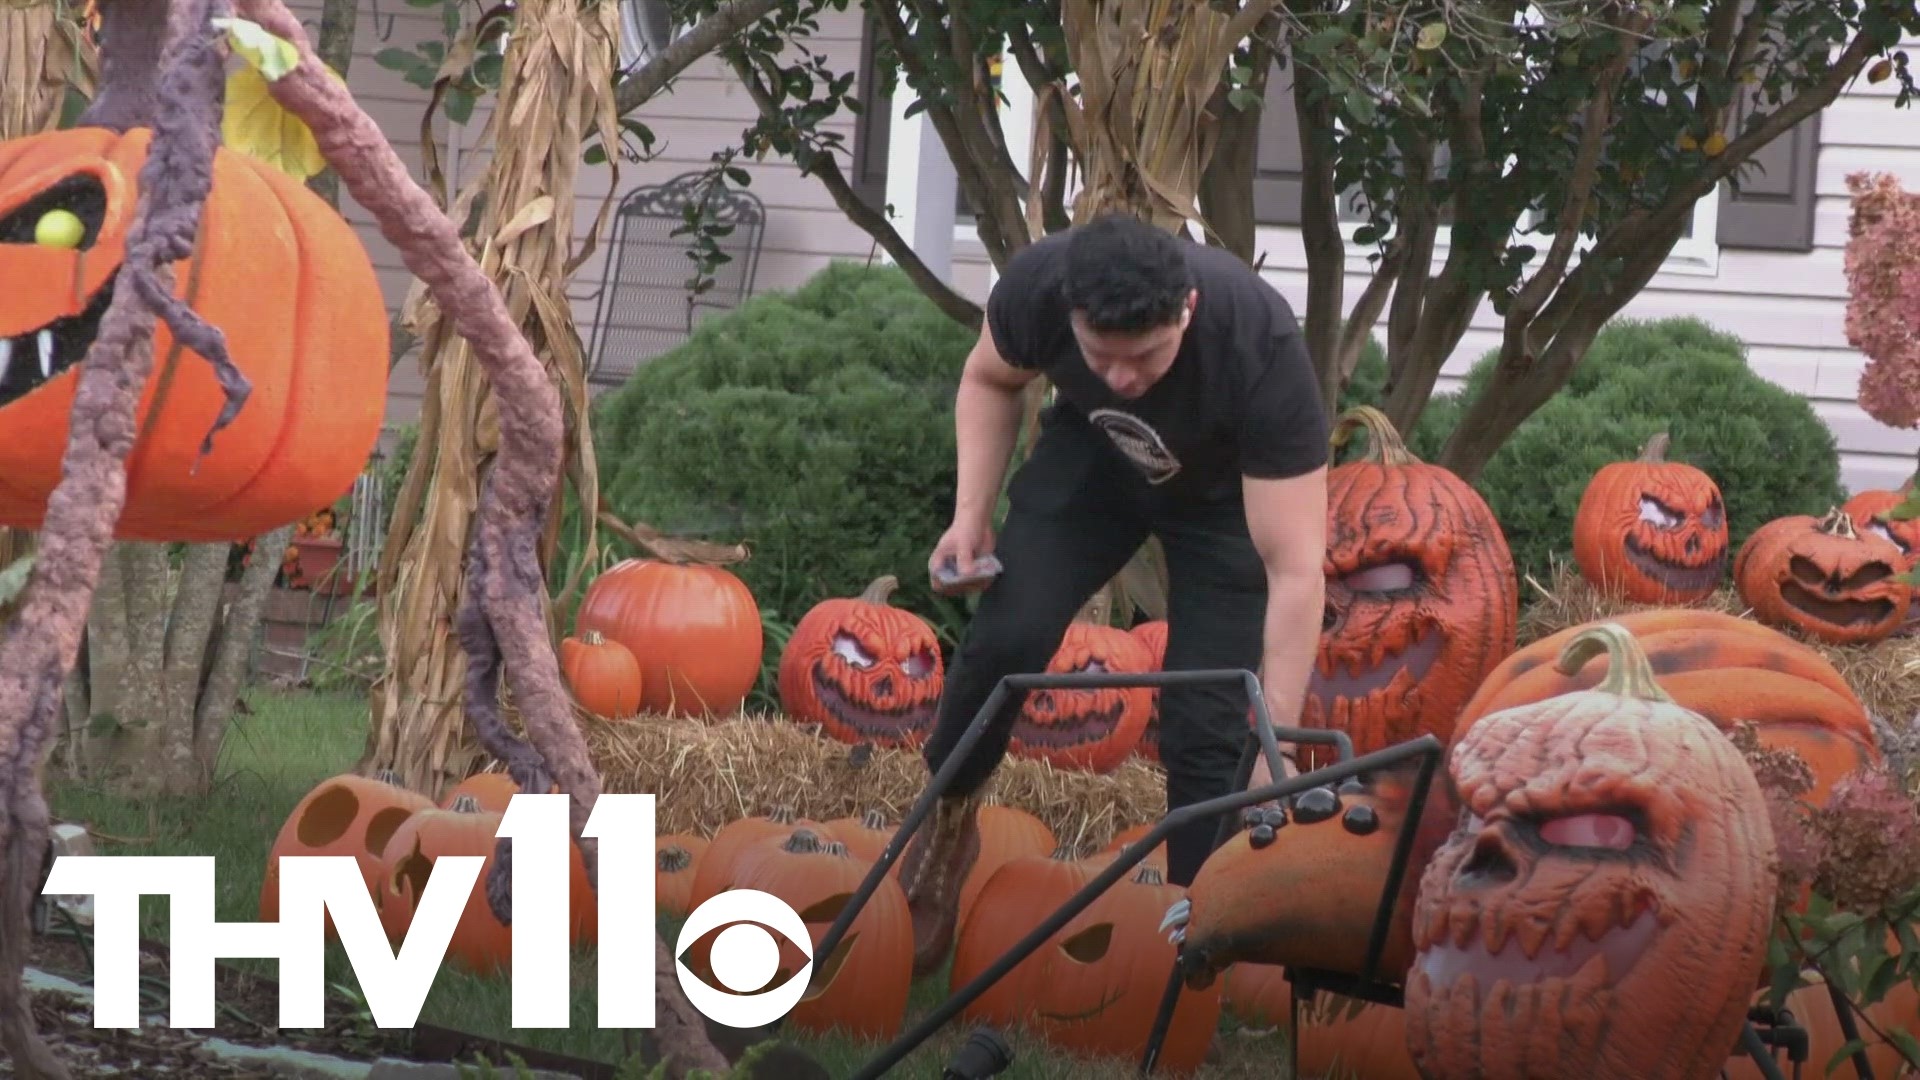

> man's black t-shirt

[{"left": 986, "top": 228, "right": 1330, "bottom": 501}]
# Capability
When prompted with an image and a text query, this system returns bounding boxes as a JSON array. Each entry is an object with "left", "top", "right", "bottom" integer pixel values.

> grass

[{"left": 41, "top": 687, "right": 1294, "bottom": 1078}]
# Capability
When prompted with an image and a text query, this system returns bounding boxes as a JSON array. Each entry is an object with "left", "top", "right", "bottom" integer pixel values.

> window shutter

[
  {"left": 851, "top": 15, "right": 892, "bottom": 210},
  {"left": 1254, "top": 57, "right": 1305, "bottom": 226},
  {"left": 1716, "top": 82, "right": 1820, "bottom": 252}
]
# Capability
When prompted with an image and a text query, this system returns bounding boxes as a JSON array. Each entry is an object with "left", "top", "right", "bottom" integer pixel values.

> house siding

[
  {"left": 316, "top": 0, "right": 883, "bottom": 442},
  {"left": 942, "top": 37, "right": 1920, "bottom": 496}
]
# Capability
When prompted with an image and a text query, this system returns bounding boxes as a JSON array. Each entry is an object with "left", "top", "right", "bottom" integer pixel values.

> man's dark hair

[{"left": 1061, "top": 212, "right": 1194, "bottom": 332}]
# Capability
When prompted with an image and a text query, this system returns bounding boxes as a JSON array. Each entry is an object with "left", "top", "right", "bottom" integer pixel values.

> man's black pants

[{"left": 921, "top": 406, "right": 1269, "bottom": 887}]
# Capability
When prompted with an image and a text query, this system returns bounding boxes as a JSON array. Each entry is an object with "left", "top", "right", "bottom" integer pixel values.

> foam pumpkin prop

[
  {"left": 776, "top": 574, "right": 943, "bottom": 747},
  {"left": 1308, "top": 407, "right": 1518, "bottom": 769},
  {"left": 1571, "top": 432, "right": 1728, "bottom": 603},
  {"left": 1841, "top": 486, "right": 1920, "bottom": 568},
  {"left": 574, "top": 556, "right": 762, "bottom": 717},
  {"left": 1454, "top": 608, "right": 1877, "bottom": 805},
  {"left": 258, "top": 770, "right": 433, "bottom": 931},
  {"left": 1733, "top": 508, "right": 1911, "bottom": 646},
  {"left": 559, "top": 629, "right": 643, "bottom": 720},
  {"left": 1006, "top": 591, "right": 1152, "bottom": 773},
  {"left": 0, "top": 127, "right": 388, "bottom": 541},
  {"left": 1128, "top": 619, "right": 1168, "bottom": 761},
  {"left": 950, "top": 847, "right": 1109, "bottom": 1028},
  {"left": 1404, "top": 624, "right": 1777, "bottom": 1080}
]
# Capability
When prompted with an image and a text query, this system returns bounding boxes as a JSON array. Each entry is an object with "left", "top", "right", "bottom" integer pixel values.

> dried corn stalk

[{"left": 368, "top": 0, "right": 621, "bottom": 791}]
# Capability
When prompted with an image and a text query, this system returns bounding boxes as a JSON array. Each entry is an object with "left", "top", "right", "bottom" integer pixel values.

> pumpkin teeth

[
  {"left": 0, "top": 269, "right": 115, "bottom": 409},
  {"left": 1448, "top": 905, "right": 1478, "bottom": 949},
  {"left": 1512, "top": 916, "right": 1551, "bottom": 960}
]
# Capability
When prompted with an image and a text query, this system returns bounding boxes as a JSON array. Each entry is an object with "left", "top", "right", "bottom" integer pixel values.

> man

[{"left": 896, "top": 212, "right": 1329, "bottom": 975}]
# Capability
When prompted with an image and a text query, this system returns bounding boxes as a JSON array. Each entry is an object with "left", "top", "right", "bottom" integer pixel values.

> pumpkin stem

[
  {"left": 1131, "top": 864, "right": 1165, "bottom": 887},
  {"left": 372, "top": 768, "right": 406, "bottom": 788},
  {"left": 767, "top": 805, "right": 798, "bottom": 824},
  {"left": 1637, "top": 432, "right": 1671, "bottom": 463},
  {"left": 659, "top": 845, "right": 694, "bottom": 873},
  {"left": 781, "top": 829, "right": 826, "bottom": 854},
  {"left": 1330, "top": 406, "right": 1417, "bottom": 466},
  {"left": 1553, "top": 623, "right": 1675, "bottom": 703},
  {"left": 596, "top": 503, "right": 749, "bottom": 566},
  {"left": 859, "top": 576, "right": 901, "bottom": 605},
  {"left": 1815, "top": 507, "right": 1861, "bottom": 541},
  {"left": 579, "top": 629, "right": 606, "bottom": 646},
  {"left": 860, "top": 808, "right": 889, "bottom": 830},
  {"left": 449, "top": 794, "right": 484, "bottom": 814}
]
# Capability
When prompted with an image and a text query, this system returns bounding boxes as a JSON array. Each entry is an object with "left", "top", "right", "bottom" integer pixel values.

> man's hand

[{"left": 928, "top": 517, "right": 997, "bottom": 596}]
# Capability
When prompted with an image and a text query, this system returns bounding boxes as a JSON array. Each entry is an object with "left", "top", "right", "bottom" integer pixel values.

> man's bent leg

[
  {"left": 901, "top": 416, "right": 1149, "bottom": 975},
  {"left": 1152, "top": 497, "right": 1273, "bottom": 887}
]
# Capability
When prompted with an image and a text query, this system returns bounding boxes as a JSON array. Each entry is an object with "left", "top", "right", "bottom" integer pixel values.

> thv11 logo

[{"left": 41, "top": 793, "right": 811, "bottom": 1031}]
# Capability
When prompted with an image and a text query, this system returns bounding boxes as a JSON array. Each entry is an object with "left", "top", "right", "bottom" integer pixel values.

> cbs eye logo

[{"left": 673, "top": 889, "right": 814, "bottom": 1028}]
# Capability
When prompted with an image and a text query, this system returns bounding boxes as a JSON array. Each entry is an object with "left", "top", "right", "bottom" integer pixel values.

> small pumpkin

[
  {"left": 819, "top": 808, "right": 894, "bottom": 865},
  {"left": 1007, "top": 590, "right": 1152, "bottom": 773},
  {"left": 259, "top": 770, "right": 433, "bottom": 932},
  {"left": 776, "top": 575, "right": 943, "bottom": 747},
  {"left": 574, "top": 553, "right": 762, "bottom": 718},
  {"left": 1308, "top": 406, "right": 1518, "bottom": 769},
  {"left": 375, "top": 794, "right": 597, "bottom": 975},
  {"left": 656, "top": 833, "right": 709, "bottom": 918},
  {"left": 0, "top": 127, "right": 389, "bottom": 541},
  {"left": 1571, "top": 432, "right": 1728, "bottom": 603},
  {"left": 1404, "top": 623, "right": 1777, "bottom": 1080},
  {"left": 1734, "top": 507, "right": 1912, "bottom": 645},
  {"left": 1128, "top": 619, "right": 1168, "bottom": 761},
  {"left": 437, "top": 770, "right": 535, "bottom": 813},
  {"left": 559, "top": 629, "right": 644, "bottom": 720},
  {"left": 1453, "top": 608, "right": 1877, "bottom": 805},
  {"left": 1024, "top": 863, "right": 1223, "bottom": 1076},
  {"left": 685, "top": 805, "right": 829, "bottom": 909}
]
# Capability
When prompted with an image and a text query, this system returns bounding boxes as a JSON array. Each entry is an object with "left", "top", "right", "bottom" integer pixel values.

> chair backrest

[{"left": 583, "top": 171, "right": 767, "bottom": 387}]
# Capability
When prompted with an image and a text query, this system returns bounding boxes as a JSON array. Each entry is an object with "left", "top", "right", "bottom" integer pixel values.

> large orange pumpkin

[
  {"left": 0, "top": 127, "right": 388, "bottom": 541},
  {"left": 1571, "top": 432, "right": 1728, "bottom": 603},
  {"left": 1007, "top": 592, "right": 1153, "bottom": 773},
  {"left": 776, "top": 574, "right": 943, "bottom": 747},
  {"left": 1308, "top": 406, "right": 1518, "bottom": 769},
  {"left": 1405, "top": 624, "right": 1777, "bottom": 1080},
  {"left": 574, "top": 556, "right": 763, "bottom": 717},
  {"left": 1734, "top": 508, "right": 1912, "bottom": 645},
  {"left": 949, "top": 847, "right": 1108, "bottom": 1028}
]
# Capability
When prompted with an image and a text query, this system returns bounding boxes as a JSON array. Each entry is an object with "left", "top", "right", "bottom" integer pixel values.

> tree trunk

[{"left": 1196, "top": 38, "right": 1270, "bottom": 266}]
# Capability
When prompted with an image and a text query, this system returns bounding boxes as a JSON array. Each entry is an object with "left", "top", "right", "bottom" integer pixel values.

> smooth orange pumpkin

[
  {"left": 259, "top": 771, "right": 433, "bottom": 933},
  {"left": 776, "top": 575, "right": 944, "bottom": 747},
  {"left": 559, "top": 629, "right": 643, "bottom": 720},
  {"left": 0, "top": 127, "right": 388, "bottom": 541},
  {"left": 1405, "top": 624, "right": 1777, "bottom": 1080},
  {"left": 1571, "top": 432, "right": 1728, "bottom": 603},
  {"left": 1308, "top": 406, "right": 1518, "bottom": 769},
  {"left": 656, "top": 833, "right": 708, "bottom": 917},
  {"left": 954, "top": 803, "right": 1059, "bottom": 928},
  {"left": 685, "top": 805, "right": 829, "bottom": 909},
  {"left": 574, "top": 556, "right": 763, "bottom": 717},
  {"left": 1007, "top": 593, "right": 1152, "bottom": 773},
  {"left": 819, "top": 808, "right": 894, "bottom": 865},
  {"left": 1734, "top": 508, "right": 1912, "bottom": 645}
]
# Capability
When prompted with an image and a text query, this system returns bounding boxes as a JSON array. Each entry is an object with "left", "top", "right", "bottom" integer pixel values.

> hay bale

[
  {"left": 583, "top": 711, "right": 1167, "bottom": 850},
  {"left": 1518, "top": 562, "right": 1920, "bottom": 724}
]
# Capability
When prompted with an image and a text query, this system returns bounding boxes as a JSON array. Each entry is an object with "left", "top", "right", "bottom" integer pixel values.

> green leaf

[
  {"left": 0, "top": 554, "right": 33, "bottom": 608},
  {"left": 1889, "top": 1027, "right": 1920, "bottom": 1065},
  {"left": 1417, "top": 22, "right": 1448, "bottom": 50},
  {"left": 1227, "top": 87, "right": 1261, "bottom": 112},
  {"left": 1343, "top": 86, "right": 1378, "bottom": 124},
  {"left": 214, "top": 17, "right": 300, "bottom": 81},
  {"left": 1827, "top": 1038, "right": 1869, "bottom": 1075}
]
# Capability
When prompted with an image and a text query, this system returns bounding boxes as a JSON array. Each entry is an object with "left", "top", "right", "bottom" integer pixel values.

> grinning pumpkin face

[
  {"left": 1007, "top": 599, "right": 1152, "bottom": 774},
  {"left": 1842, "top": 487, "right": 1920, "bottom": 573},
  {"left": 776, "top": 575, "right": 943, "bottom": 747},
  {"left": 1308, "top": 407, "right": 1518, "bottom": 769},
  {"left": 1572, "top": 433, "right": 1728, "bottom": 603},
  {"left": 1734, "top": 508, "right": 1912, "bottom": 646},
  {"left": 0, "top": 127, "right": 389, "bottom": 542},
  {"left": 1405, "top": 625, "right": 1776, "bottom": 1080}
]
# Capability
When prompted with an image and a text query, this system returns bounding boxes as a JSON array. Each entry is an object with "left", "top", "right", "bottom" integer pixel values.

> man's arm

[
  {"left": 1243, "top": 465, "right": 1328, "bottom": 782},
  {"left": 951, "top": 323, "right": 1041, "bottom": 529}
]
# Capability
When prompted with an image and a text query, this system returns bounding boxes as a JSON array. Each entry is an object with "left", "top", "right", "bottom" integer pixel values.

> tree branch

[
  {"left": 197, "top": 524, "right": 292, "bottom": 769},
  {"left": 611, "top": 0, "right": 786, "bottom": 118},
  {"left": 1294, "top": 46, "right": 1348, "bottom": 413},
  {"left": 1337, "top": 235, "right": 1408, "bottom": 386},
  {"left": 726, "top": 50, "right": 984, "bottom": 328}
]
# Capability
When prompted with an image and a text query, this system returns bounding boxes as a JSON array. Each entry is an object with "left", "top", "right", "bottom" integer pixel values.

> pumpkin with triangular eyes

[
  {"left": 1734, "top": 508, "right": 1912, "bottom": 646},
  {"left": 0, "top": 126, "right": 388, "bottom": 540},
  {"left": 777, "top": 575, "right": 943, "bottom": 747},
  {"left": 1307, "top": 407, "right": 1518, "bottom": 769},
  {"left": 1572, "top": 432, "right": 1728, "bottom": 603}
]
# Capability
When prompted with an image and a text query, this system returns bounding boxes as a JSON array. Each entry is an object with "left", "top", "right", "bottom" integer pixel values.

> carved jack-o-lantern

[
  {"left": 0, "top": 127, "right": 389, "bottom": 541},
  {"left": 1572, "top": 432, "right": 1728, "bottom": 603},
  {"left": 1404, "top": 624, "right": 1776, "bottom": 1080},
  {"left": 777, "top": 575, "right": 944, "bottom": 747},
  {"left": 1007, "top": 591, "right": 1152, "bottom": 773},
  {"left": 1309, "top": 407, "right": 1518, "bottom": 768},
  {"left": 1841, "top": 487, "right": 1920, "bottom": 568},
  {"left": 1734, "top": 508, "right": 1912, "bottom": 645}
]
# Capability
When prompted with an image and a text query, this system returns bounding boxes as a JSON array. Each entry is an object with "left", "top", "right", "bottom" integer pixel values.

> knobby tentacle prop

[
  {"left": 222, "top": 1, "right": 731, "bottom": 1072},
  {"left": 0, "top": 0, "right": 239, "bottom": 1074}
]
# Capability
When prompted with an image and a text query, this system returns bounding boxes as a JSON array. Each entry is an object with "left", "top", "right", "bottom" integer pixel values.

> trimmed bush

[
  {"left": 1342, "top": 316, "right": 1845, "bottom": 583},
  {"left": 587, "top": 261, "right": 976, "bottom": 647}
]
